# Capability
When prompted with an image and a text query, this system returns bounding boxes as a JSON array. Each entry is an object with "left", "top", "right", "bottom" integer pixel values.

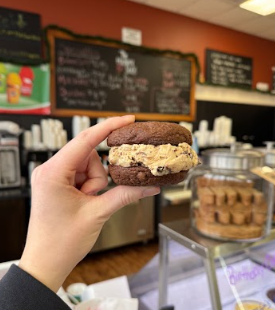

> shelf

[
  {"left": 23, "top": 149, "right": 59, "bottom": 153},
  {"left": 159, "top": 219, "right": 275, "bottom": 259},
  {"left": 0, "top": 187, "right": 30, "bottom": 201},
  {"left": 195, "top": 83, "right": 275, "bottom": 106}
]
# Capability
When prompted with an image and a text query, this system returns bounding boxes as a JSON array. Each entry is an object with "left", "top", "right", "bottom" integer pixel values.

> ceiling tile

[
  {"left": 128, "top": 0, "right": 149, "bottom": 3},
  {"left": 236, "top": 16, "right": 275, "bottom": 34},
  {"left": 263, "top": 34, "right": 275, "bottom": 41},
  {"left": 126, "top": 0, "right": 275, "bottom": 41},
  {"left": 260, "top": 34, "right": 275, "bottom": 41},
  {"left": 222, "top": 0, "right": 245, "bottom": 4},
  {"left": 262, "top": 13, "right": 275, "bottom": 25},
  {"left": 257, "top": 27, "right": 275, "bottom": 41},
  {"left": 179, "top": 0, "right": 235, "bottom": 19},
  {"left": 146, "top": 0, "right": 199, "bottom": 13},
  {"left": 210, "top": 7, "right": 259, "bottom": 27}
]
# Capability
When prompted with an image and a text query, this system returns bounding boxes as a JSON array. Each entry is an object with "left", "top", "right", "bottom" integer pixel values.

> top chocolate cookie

[{"left": 107, "top": 121, "right": 192, "bottom": 146}]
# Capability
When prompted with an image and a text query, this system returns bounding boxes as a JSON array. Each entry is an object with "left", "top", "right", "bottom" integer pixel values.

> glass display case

[{"left": 153, "top": 220, "right": 275, "bottom": 310}]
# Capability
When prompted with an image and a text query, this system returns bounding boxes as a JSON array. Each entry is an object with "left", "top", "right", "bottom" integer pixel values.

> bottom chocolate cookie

[{"left": 109, "top": 165, "right": 188, "bottom": 186}]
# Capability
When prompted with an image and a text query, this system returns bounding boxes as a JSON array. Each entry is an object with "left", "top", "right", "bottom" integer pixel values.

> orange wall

[{"left": 2, "top": 0, "right": 275, "bottom": 88}]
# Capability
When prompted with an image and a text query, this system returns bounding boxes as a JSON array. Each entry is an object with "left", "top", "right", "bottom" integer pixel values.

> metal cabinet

[{"left": 92, "top": 196, "right": 155, "bottom": 252}]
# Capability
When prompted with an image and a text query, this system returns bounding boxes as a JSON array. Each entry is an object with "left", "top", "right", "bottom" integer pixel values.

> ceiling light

[{"left": 240, "top": 0, "right": 275, "bottom": 16}]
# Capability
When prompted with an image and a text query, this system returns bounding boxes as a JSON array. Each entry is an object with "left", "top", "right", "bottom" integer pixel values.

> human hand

[{"left": 19, "top": 115, "right": 160, "bottom": 292}]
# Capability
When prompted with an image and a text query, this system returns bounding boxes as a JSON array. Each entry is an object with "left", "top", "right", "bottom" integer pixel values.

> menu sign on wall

[
  {"left": 206, "top": 49, "right": 253, "bottom": 89},
  {"left": 0, "top": 6, "right": 42, "bottom": 64},
  {"left": 47, "top": 28, "right": 196, "bottom": 121}
]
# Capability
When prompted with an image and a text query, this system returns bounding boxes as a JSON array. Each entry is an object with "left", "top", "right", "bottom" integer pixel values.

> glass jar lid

[
  {"left": 202, "top": 147, "right": 264, "bottom": 170},
  {"left": 262, "top": 141, "right": 275, "bottom": 168},
  {"left": 265, "top": 151, "right": 275, "bottom": 167}
]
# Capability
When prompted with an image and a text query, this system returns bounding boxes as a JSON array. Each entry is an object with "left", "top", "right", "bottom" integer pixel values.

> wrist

[{"left": 19, "top": 252, "right": 69, "bottom": 292}]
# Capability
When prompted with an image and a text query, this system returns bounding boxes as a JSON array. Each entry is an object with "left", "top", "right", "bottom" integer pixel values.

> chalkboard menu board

[
  {"left": 47, "top": 28, "right": 196, "bottom": 121},
  {"left": 206, "top": 49, "right": 253, "bottom": 89},
  {"left": 0, "top": 7, "right": 42, "bottom": 64}
]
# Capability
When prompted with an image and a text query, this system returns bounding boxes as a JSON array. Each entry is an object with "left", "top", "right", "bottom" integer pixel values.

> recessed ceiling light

[{"left": 240, "top": 0, "right": 275, "bottom": 16}]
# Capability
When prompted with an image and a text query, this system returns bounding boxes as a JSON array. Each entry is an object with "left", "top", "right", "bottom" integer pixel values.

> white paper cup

[
  {"left": 31, "top": 124, "right": 41, "bottom": 149},
  {"left": 23, "top": 130, "right": 32, "bottom": 150},
  {"left": 66, "top": 282, "right": 87, "bottom": 303}
]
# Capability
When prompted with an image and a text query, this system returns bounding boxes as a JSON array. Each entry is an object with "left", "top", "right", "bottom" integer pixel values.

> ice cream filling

[{"left": 109, "top": 143, "right": 200, "bottom": 176}]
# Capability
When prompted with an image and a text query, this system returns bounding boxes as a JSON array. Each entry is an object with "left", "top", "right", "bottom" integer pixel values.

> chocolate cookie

[
  {"left": 107, "top": 121, "right": 192, "bottom": 146},
  {"left": 109, "top": 165, "right": 188, "bottom": 186},
  {"left": 107, "top": 121, "right": 199, "bottom": 186}
]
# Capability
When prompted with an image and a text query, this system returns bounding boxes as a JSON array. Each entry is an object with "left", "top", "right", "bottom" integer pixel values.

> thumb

[{"left": 95, "top": 185, "right": 160, "bottom": 217}]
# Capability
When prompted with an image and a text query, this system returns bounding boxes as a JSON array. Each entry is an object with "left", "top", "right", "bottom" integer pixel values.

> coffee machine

[{"left": 0, "top": 131, "right": 21, "bottom": 188}]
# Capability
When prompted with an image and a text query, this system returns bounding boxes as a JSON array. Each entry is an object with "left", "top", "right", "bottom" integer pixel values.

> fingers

[
  {"left": 49, "top": 115, "right": 135, "bottom": 172},
  {"left": 94, "top": 185, "right": 160, "bottom": 218},
  {"left": 80, "top": 150, "right": 108, "bottom": 195}
]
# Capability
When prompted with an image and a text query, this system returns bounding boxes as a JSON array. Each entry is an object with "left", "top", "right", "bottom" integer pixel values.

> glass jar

[
  {"left": 263, "top": 143, "right": 275, "bottom": 224},
  {"left": 190, "top": 148, "right": 273, "bottom": 241}
]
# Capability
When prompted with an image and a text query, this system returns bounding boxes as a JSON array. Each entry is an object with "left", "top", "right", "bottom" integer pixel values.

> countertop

[{"left": 0, "top": 187, "right": 30, "bottom": 201}]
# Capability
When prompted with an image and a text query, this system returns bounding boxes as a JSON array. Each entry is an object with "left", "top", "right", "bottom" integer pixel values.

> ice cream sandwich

[{"left": 107, "top": 121, "right": 199, "bottom": 186}]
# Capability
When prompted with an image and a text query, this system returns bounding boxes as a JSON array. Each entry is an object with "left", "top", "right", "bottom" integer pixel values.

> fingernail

[
  {"left": 143, "top": 187, "right": 161, "bottom": 197},
  {"left": 122, "top": 115, "right": 135, "bottom": 121}
]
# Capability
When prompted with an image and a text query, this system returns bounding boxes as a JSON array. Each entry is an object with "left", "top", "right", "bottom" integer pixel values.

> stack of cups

[
  {"left": 198, "top": 120, "right": 209, "bottom": 147},
  {"left": 23, "top": 119, "right": 68, "bottom": 150},
  {"left": 96, "top": 118, "right": 108, "bottom": 150},
  {"left": 213, "top": 116, "right": 233, "bottom": 146},
  {"left": 23, "top": 130, "right": 32, "bottom": 150},
  {"left": 31, "top": 124, "right": 42, "bottom": 149},
  {"left": 72, "top": 116, "right": 91, "bottom": 138},
  {"left": 41, "top": 119, "right": 68, "bottom": 150},
  {"left": 194, "top": 116, "right": 236, "bottom": 148},
  {"left": 193, "top": 120, "right": 209, "bottom": 148}
]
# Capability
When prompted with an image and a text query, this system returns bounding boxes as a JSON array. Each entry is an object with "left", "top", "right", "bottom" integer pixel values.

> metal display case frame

[{"left": 159, "top": 219, "right": 275, "bottom": 310}]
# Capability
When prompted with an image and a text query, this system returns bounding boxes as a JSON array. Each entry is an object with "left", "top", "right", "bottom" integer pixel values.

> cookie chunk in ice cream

[{"left": 107, "top": 121, "right": 199, "bottom": 186}]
